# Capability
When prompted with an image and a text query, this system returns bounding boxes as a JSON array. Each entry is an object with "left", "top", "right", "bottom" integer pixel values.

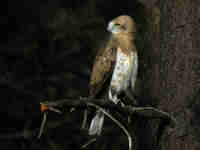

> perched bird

[{"left": 88, "top": 15, "right": 138, "bottom": 135}]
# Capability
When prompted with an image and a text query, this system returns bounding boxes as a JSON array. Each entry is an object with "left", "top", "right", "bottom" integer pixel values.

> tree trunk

[
  {"left": 137, "top": 0, "right": 200, "bottom": 149},
  {"left": 155, "top": 0, "right": 200, "bottom": 149}
]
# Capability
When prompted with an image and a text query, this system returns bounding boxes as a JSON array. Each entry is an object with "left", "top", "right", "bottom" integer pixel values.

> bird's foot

[
  {"left": 118, "top": 100, "right": 125, "bottom": 107},
  {"left": 109, "top": 89, "right": 121, "bottom": 104},
  {"left": 111, "top": 97, "right": 125, "bottom": 107}
]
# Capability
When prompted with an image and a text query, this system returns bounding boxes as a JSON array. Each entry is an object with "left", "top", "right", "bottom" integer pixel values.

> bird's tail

[{"left": 89, "top": 110, "right": 104, "bottom": 135}]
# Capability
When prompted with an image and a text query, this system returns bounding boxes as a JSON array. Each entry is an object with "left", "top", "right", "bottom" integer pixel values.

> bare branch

[
  {"left": 37, "top": 112, "right": 47, "bottom": 138},
  {"left": 40, "top": 97, "right": 175, "bottom": 125},
  {"left": 39, "top": 97, "right": 175, "bottom": 150}
]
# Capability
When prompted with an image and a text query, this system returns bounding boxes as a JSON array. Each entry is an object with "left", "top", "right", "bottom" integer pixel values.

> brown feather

[{"left": 89, "top": 37, "right": 118, "bottom": 97}]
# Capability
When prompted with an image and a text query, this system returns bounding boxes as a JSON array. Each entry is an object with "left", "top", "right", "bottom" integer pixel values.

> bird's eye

[
  {"left": 115, "top": 23, "right": 126, "bottom": 30},
  {"left": 115, "top": 23, "right": 121, "bottom": 26}
]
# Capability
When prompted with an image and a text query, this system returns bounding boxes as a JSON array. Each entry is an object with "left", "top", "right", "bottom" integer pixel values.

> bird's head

[{"left": 107, "top": 15, "right": 136, "bottom": 36}]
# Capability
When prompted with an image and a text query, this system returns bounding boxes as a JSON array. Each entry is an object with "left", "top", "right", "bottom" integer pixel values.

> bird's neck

[{"left": 115, "top": 34, "right": 135, "bottom": 53}]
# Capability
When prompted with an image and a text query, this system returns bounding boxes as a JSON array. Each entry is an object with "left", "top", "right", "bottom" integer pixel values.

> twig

[
  {"left": 81, "top": 110, "right": 88, "bottom": 129},
  {"left": 81, "top": 138, "right": 97, "bottom": 148},
  {"left": 37, "top": 112, "right": 47, "bottom": 138},
  {"left": 126, "top": 106, "right": 176, "bottom": 127}
]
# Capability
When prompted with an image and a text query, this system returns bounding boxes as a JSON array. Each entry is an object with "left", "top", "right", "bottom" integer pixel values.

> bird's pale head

[{"left": 107, "top": 15, "right": 136, "bottom": 36}]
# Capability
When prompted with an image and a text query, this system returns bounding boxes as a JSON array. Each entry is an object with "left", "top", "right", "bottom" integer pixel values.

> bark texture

[
  {"left": 157, "top": 0, "right": 200, "bottom": 150},
  {"left": 137, "top": 0, "right": 200, "bottom": 150}
]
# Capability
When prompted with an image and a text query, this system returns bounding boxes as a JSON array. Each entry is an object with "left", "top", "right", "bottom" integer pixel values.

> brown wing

[{"left": 89, "top": 37, "right": 118, "bottom": 98}]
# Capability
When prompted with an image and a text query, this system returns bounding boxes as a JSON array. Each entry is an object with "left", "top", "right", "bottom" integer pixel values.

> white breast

[{"left": 110, "top": 47, "right": 138, "bottom": 93}]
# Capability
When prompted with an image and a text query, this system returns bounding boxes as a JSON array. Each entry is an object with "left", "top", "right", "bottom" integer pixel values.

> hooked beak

[{"left": 107, "top": 22, "right": 114, "bottom": 32}]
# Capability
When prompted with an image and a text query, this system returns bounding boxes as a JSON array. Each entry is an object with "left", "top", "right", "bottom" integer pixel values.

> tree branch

[{"left": 40, "top": 97, "right": 176, "bottom": 125}]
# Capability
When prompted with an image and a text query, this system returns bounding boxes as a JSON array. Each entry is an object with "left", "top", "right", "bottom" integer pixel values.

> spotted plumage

[{"left": 109, "top": 47, "right": 137, "bottom": 104}]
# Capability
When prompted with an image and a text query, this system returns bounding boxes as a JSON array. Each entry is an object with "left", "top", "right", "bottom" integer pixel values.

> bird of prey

[{"left": 88, "top": 15, "right": 138, "bottom": 135}]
